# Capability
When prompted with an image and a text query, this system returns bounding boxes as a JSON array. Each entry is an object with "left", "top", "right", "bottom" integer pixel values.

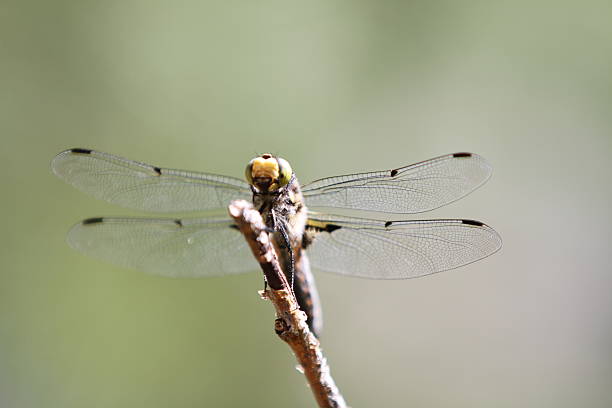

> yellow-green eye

[
  {"left": 244, "top": 159, "right": 254, "bottom": 185},
  {"left": 276, "top": 157, "right": 292, "bottom": 187}
]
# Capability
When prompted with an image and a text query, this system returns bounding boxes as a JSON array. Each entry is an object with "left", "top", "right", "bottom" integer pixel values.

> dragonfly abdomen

[{"left": 289, "top": 251, "right": 323, "bottom": 337}]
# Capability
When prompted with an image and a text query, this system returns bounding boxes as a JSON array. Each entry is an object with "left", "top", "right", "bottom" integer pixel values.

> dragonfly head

[{"left": 245, "top": 154, "right": 293, "bottom": 193}]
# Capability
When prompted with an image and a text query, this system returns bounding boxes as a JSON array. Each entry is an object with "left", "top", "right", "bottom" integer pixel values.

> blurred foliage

[{"left": 1, "top": 1, "right": 612, "bottom": 407}]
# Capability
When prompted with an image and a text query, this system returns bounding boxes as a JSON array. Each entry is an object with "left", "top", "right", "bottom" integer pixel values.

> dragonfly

[{"left": 51, "top": 148, "right": 502, "bottom": 336}]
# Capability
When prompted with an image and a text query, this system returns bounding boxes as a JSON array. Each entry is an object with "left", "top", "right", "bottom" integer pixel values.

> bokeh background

[{"left": 2, "top": 1, "right": 611, "bottom": 407}]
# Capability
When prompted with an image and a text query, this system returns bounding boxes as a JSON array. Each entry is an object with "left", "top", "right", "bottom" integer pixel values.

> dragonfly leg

[{"left": 277, "top": 223, "right": 295, "bottom": 291}]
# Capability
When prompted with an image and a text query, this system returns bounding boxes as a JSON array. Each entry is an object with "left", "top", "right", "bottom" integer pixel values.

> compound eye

[
  {"left": 244, "top": 159, "right": 255, "bottom": 185},
  {"left": 276, "top": 157, "right": 293, "bottom": 187}
]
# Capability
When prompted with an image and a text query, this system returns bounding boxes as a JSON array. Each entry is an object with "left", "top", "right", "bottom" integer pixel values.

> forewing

[
  {"left": 306, "top": 214, "right": 501, "bottom": 279},
  {"left": 302, "top": 153, "right": 492, "bottom": 214},
  {"left": 52, "top": 148, "right": 251, "bottom": 213},
  {"left": 67, "top": 216, "right": 256, "bottom": 278}
]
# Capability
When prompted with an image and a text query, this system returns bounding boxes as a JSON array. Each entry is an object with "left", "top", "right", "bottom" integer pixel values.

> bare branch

[{"left": 228, "top": 200, "right": 348, "bottom": 408}]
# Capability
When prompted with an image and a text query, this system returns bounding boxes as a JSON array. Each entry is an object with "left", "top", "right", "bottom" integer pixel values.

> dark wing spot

[
  {"left": 71, "top": 148, "right": 92, "bottom": 155},
  {"left": 324, "top": 224, "right": 341, "bottom": 233},
  {"left": 462, "top": 219, "right": 484, "bottom": 227},
  {"left": 384, "top": 221, "right": 393, "bottom": 228},
  {"left": 174, "top": 219, "right": 183, "bottom": 227},
  {"left": 229, "top": 224, "right": 239, "bottom": 230},
  {"left": 390, "top": 169, "right": 399, "bottom": 177},
  {"left": 308, "top": 223, "right": 342, "bottom": 233},
  {"left": 453, "top": 152, "right": 472, "bottom": 158},
  {"left": 82, "top": 217, "right": 104, "bottom": 225},
  {"left": 153, "top": 166, "right": 162, "bottom": 175}
]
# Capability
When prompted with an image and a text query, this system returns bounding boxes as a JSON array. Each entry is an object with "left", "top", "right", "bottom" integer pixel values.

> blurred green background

[{"left": 2, "top": 1, "right": 611, "bottom": 407}]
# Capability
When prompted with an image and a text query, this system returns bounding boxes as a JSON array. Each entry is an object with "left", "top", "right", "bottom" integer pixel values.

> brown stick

[{"left": 228, "top": 200, "right": 348, "bottom": 408}]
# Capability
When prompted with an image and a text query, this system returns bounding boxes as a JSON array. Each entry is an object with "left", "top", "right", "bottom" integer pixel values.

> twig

[{"left": 228, "top": 200, "right": 348, "bottom": 408}]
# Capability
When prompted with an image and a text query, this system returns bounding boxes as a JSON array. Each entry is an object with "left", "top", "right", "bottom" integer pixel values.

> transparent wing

[
  {"left": 302, "top": 153, "right": 492, "bottom": 214},
  {"left": 51, "top": 148, "right": 251, "bottom": 213},
  {"left": 306, "top": 213, "right": 501, "bottom": 279},
  {"left": 67, "top": 216, "right": 257, "bottom": 278}
]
